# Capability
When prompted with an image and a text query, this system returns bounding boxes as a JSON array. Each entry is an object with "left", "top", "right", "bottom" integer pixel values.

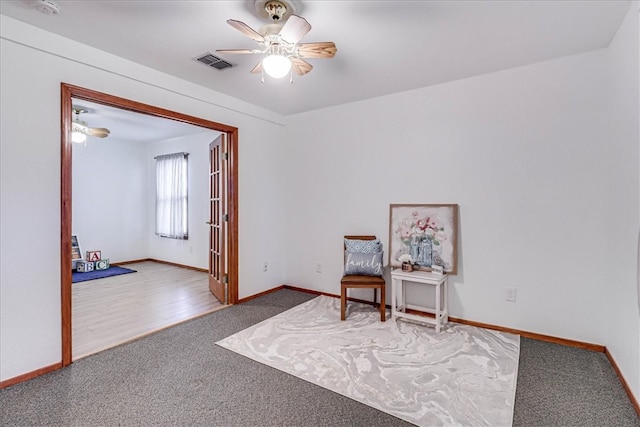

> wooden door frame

[{"left": 60, "top": 83, "right": 239, "bottom": 366}]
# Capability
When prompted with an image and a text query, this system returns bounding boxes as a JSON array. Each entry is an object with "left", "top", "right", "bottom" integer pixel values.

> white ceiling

[
  {"left": 71, "top": 99, "right": 216, "bottom": 144},
  {"left": 1, "top": 0, "right": 631, "bottom": 117}
]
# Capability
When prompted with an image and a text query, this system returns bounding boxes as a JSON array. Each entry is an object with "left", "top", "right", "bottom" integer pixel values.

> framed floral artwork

[{"left": 388, "top": 204, "right": 459, "bottom": 274}]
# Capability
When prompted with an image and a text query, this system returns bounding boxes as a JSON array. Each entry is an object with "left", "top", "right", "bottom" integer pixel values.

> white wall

[
  {"left": 0, "top": 16, "right": 288, "bottom": 382},
  {"left": 72, "top": 138, "right": 149, "bottom": 263},
  {"left": 147, "top": 133, "right": 218, "bottom": 269},
  {"left": 604, "top": 0, "right": 640, "bottom": 404},
  {"left": 285, "top": 49, "right": 612, "bottom": 346}
]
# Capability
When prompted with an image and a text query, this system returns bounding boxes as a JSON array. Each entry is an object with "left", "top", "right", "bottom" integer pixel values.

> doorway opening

[{"left": 60, "top": 83, "right": 239, "bottom": 366}]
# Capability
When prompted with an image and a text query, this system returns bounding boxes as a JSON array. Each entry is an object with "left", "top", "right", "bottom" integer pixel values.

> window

[{"left": 155, "top": 152, "right": 188, "bottom": 239}]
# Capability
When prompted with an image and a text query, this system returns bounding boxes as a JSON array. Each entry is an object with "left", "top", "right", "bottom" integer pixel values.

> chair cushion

[
  {"left": 341, "top": 274, "right": 385, "bottom": 284},
  {"left": 344, "top": 251, "right": 383, "bottom": 276},
  {"left": 344, "top": 238, "right": 381, "bottom": 254}
]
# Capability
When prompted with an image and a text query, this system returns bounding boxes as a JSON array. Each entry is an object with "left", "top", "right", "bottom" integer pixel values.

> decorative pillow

[
  {"left": 344, "top": 238, "right": 381, "bottom": 254},
  {"left": 344, "top": 251, "right": 384, "bottom": 276}
]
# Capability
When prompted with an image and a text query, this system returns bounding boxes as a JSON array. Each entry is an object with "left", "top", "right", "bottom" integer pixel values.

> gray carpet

[
  {"left": 513, "top": 336, "right": 639, "bottom": 426},
  {"left": 0, "top": 289, "right": 638, "bottom": 426}
]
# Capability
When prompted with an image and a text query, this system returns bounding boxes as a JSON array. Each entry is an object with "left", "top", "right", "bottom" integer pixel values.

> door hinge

[
  {"left": 223, "top": 152, "right": 229, "bottom": 160},
  {"left": 223, "top": 213, "right": 229, "bottom": 222}
]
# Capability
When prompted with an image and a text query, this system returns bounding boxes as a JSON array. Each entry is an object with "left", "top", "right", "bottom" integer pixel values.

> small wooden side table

[{"left": 391, "top": 269, "right": 449, "bottom": 332}]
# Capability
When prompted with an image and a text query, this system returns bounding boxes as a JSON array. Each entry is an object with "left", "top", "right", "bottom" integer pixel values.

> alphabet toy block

[
  {"left": 94, "top": 259, "right": 110, "bottom": 270},
  {"left": 86, "top": 251, "right": 101, "bottom": 262},
  {"left": 77, "top": 261, "right": 94, "bottom": 272}
]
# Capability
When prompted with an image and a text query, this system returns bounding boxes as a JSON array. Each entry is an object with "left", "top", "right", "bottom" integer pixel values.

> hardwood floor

[{"left": 72, "top": 261, "right": 225, "bottom": 360}]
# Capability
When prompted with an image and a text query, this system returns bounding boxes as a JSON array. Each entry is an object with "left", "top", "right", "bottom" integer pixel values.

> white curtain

[{"left": 156, "top": 152, "right": 188, "bottom": 239}]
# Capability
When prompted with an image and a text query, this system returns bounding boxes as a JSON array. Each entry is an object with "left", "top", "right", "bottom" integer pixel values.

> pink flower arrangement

[{"left": 395, "top": 213, "right": 447, "bottom": 247}]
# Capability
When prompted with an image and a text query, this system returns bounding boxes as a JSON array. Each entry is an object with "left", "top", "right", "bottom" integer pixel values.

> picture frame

[
  {"left": 388, "top": 204, "right": 459, "bottom": 274},
  {"left": 71, "top": 247, "right": 82, "bottom": 260},
  {"left": 71, "top": 235, "right": 82, "bottom": 260}
]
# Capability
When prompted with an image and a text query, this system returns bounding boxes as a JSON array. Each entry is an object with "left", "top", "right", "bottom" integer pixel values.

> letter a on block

[{"left": 87, "top": 251, "right": 101, "bottom": 262}]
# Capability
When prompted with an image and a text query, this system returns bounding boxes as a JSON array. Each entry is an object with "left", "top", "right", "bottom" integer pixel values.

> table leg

[
  {"left": 436, "top": 281, "right": 441, "bottom": 333},
  {"left": 444, "top": 277, "right": 449, "bottom": 325},
  {"left": 391, "top": 277, "right": 397, "bottom": 319},
  {"left": 401, "top": 279, "right": 406, "bottom": 313}
]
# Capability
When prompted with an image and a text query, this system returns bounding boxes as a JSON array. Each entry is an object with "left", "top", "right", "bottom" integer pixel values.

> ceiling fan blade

[
  {"left": 279, "top": 15, "right": 311, "bottom": 44},
  {"left": 227, "top": 19, "right": 265, "bottom": 43},
  {"left": 216, "top": 49, "right": 262, "bottom": 54},
  {"left": 88, "top": 128, "right": 110, "bottom": 138},
  {"left": 250, "top": 61, "right": 263, "bottom": 74},
  {"left": 290, "top": 57, "right": 313, "bottom": 76},
  {"left": 297, "top": 42, "right": 337, "bottom": 59}
]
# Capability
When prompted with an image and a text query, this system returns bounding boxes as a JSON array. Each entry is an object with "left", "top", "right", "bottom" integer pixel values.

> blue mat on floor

[{"left": 72, "top": 266, "right": 137, "bottom": 283}]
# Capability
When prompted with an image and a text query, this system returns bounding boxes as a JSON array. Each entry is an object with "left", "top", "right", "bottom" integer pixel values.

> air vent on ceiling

[{"left": 194, "top": 53, "right": 233, "bottom": 70}]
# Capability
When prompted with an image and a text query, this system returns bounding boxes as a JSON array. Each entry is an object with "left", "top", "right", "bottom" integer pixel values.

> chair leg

[
  {"left": 373, "top": 288, "right": 378, "bottom": 307},
  {"left": 341, "top": 285, "right": 346, "bottom": 321},
  {"left": 380, "top": 287, "right": 386, "bottom": 322}
]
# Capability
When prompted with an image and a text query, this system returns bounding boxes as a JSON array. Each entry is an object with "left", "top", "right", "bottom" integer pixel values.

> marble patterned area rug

[{"left": 216, "top": 296, "right": 520, "bottom": 426}]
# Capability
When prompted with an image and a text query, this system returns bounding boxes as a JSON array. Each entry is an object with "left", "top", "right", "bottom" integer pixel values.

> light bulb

[
  {"left": 71, "top": 130, "right": 87, "bottom": 144},
  {"left": 262, "top": 54, "right": 291, "bottom": 79}
]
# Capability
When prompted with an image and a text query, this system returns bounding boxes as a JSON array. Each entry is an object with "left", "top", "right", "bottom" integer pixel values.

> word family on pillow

[
  {"left": 344, "top": 251, "right": 383, "bottom": 276},
  {"left": 344, "top": 238, "right": 381, "bottom": 254}
]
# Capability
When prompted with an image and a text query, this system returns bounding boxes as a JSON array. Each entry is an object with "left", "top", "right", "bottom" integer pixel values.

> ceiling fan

[
  {"left": 71, "top": 106, "right": 110, "bottom": 144},
  {"left": 216, "top": 0, "right": 337, "bottom": 81}
]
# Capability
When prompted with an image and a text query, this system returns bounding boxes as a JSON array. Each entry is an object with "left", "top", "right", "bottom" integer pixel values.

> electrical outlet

[
  {"left": 263, "top": 261, "right": 268, "bottom": 272},
  {"left": 315, "top": 262, "right": 322, "bottom": 273},
  {"left": 505, "top": 287, "right": 517, "bottom": 302}
]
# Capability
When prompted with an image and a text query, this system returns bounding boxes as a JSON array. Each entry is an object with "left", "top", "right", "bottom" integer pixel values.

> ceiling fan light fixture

[
  {"left": 71, "top": 128, "right": 87, "bottom": 144},
  {"left": 219, "top": 6, "right": 335, "bottom": 81},
  {"left": 262, "top": 53, "right": 291, "bottom": 78}
]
